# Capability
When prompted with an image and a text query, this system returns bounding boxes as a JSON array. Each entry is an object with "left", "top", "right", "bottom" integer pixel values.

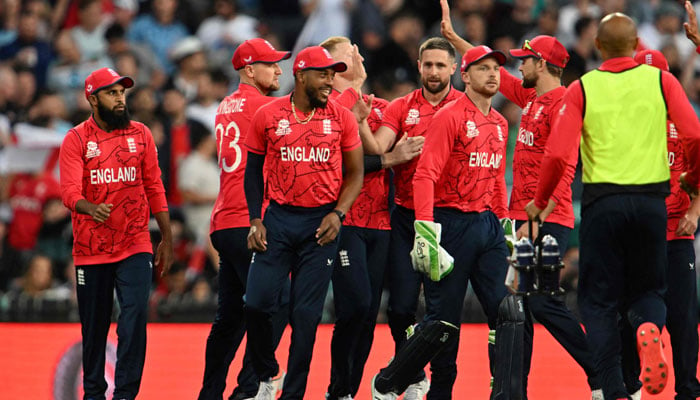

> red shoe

[{"left": 637, "top": 322, "right": 668, "bottom": 395}]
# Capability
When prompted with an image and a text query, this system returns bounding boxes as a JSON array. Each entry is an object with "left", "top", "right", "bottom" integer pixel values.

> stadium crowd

[{"left": 1, "top": 0, "right": 700, "bottom": 323}]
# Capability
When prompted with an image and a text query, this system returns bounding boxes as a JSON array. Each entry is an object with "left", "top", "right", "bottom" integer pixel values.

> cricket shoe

[
  {"left": 591, "top": 388, "right": 603, "bottom": 400},
  {"left": 370, "top": 375, "right": 399, "bottom": 400},
  {"left": 254, "top": 370, "right": 285, "bottom": 400},
  {"left": 403, "top": 376, "right": 430, "bottom": 400},
  {"left": 637, "top": 322, "right": 667, "bottom": 395},
  {"left": 630, "top": 389, "right": 642, "bottom": 400}
]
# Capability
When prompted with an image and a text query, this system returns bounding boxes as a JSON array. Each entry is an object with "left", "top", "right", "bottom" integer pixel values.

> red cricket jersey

[
  {"left": 331, "top": 89, "right": 391, "bottom": 229},
  {"left": 245, "top": 95, "right": 361, "bottom": 208},
  {"left": 536, "top": 58, "right": 700, "bottom": 209},
  {"left": 381, "top": 87, "right": 462, "bottom": 210},
  {"left": 413, "top": 93, "right": 509, "bottom": 221},
  {"left": 499, "top": 69, "right": 576, "bottom": 228},
  {"left": 210, "top": 84, "right": 276, "bottom": 233},
  {"left": 59, "top": 117, "right": 168, "bottom": 265},
  {"left": 666, "top": 121, "right": 693, "bottom": 240},
  {"left": 7, "top": 173, "right": 61, "bottom": 250}
]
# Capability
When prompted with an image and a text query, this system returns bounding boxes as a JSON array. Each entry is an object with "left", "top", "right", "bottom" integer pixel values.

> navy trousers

[
  {"left": 579, "top": 194, "right": 667, "bottom": 400},
  {"left": 515, "top": 220, "right": 599, "bottom": 397},
  {"left": 327, "top": 226, "right": 390, "bottom": 399},
  {"left": 245, "top": 202, "right": 339, "bottom": 400},
  {"left": 76, "top": 252, "right": 152, "bottom": 400},
  {"left": 198, "top": 228, "right": 289, "bottom": 400},
  {"left": 423, "top": 209, "right": 509, "bottom": 400}
]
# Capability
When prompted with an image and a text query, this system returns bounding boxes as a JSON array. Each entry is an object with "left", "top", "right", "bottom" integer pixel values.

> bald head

[{"left": 596, "top": 13, "right": 638, "bottom": 59}]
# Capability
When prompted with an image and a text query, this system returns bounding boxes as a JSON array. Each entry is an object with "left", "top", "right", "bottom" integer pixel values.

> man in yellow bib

[{"left": 526, "top": 12, "right": 700, "bottom": 400}]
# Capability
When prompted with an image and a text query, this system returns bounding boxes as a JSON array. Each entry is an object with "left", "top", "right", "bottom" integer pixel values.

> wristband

[{"left": 332, "top": 209, "right": 346, "bottom": 223}]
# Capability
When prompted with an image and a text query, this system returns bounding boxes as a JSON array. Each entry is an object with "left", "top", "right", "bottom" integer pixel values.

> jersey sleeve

[
  {"left": 492, "top": 120, "right": 510, "bottom": 219},
  {"left": 413, "top": 107, "right": 459, "bottom": 221},
  {"left": 548, "top": 97, "right": 577, "bottom": 205},
  {"left": 535, "top": 81, "right": 584, "bottom": 209},
  {"left": 499, "top": 68, "right": 534, "bottom": 108},
  {"left": 340, "top": 107, "right": 361, "bottom": 151},
  {"left": 379, "top": 97, "right": 404, "bottom": 135},
  {"left": 141, "top": 125, "right": 168, "bottom": 214},
  {"left": 59, "top": 130, "right": 85, "bottom": 211},
  {"left": 245, "top": 107, "right": 268, "bottom": 154},
  {"left": 333, "top": 88, "right": 360, "bottom": 110},
  {"left": 662, "top": 70, "right": 700, "bottom": 189}
]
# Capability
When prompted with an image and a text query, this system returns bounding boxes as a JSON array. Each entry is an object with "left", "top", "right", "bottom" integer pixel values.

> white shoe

[
  {"left": 254, "top": 370, "right": 285, "bottom": 400},
  {"left": 403, "top": 376, "right": 430, "bottom": 400},
  {"left": 338, "top": 396, "right": 353, "bottom": 400},
  {"left": 371, "top": 375, "right": 399, "bottom": 400},
  {"left": 591, "top": 388, "right": 603, "bottom": 400},
  {"left": 631, "top": 389, "right": 642, "bottom": 400}
]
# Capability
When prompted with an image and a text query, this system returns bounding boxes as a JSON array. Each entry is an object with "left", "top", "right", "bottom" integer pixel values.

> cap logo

[
  {"left": 107, "top": 68, "right": 119, "bottom": 77},
  {"left": 86, "top": 84, "right": 93, "bottom": 93},
  {"left": 244, "top": 56, "right": 252, "bottom": 63},
  {"left": 297, "top": 60, "right": 306, "bottom": 69}
]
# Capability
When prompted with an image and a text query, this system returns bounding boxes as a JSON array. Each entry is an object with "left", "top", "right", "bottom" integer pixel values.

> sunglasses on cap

[{"left": 522, "top": 40, "right": 543, "bottom": 59}]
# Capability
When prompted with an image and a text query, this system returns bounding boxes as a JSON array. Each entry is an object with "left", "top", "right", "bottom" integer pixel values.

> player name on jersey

[
  {"left": 90, "top": 166, "right": 137, "bottom": 185},
  {"left": 280, "top": 146, "right": 331, "bottom": 163},
  {"left": 217, "top": 96, "right": 247, "bottom": 115}
]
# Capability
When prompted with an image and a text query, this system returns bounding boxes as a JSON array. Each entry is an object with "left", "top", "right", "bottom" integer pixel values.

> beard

[
  {"left": 306, "top": 85, "right": 329, "bottom": 109},
  {"left": 522, "top": 73, "right": 538, "bottom": 89},
  {"left": 97, "top": 101, "right": 131, "bottom": 130},
  {"left": 471, "top": 82, "right": 499, "bottom": 98},
  {"left": 422, "top": 77, "right": 449, "bottom": 94}
]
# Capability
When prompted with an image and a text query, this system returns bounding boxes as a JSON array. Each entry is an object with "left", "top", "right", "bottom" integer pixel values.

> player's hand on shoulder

[
  {"left": 248, "top": 219, "right": 268, "bottom": 252},
  {"left": 316, "top": 211, "right": 342, "bottom": 246},
  {"left": 391, "top": 133, "right": 424, "bottom": 164}
]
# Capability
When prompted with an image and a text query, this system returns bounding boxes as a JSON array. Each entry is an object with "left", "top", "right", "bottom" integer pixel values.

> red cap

[
  {"left": 84, "top": 67, "right": 134, "bottom": 99},
  {"left": 461, "top": 45, "right": 506, "bottom": 71},
  {"left": 231, "top": 38, "right": 291, "bottom": 70},
  {"left": 293, "top": 46, "right": 347, "bottom": 74},
  {"left": 634, "top": 49, "right": 669, "bottom": 71},
  {"left": 509, "top": 35, "right": 569, "bottom": 68}
]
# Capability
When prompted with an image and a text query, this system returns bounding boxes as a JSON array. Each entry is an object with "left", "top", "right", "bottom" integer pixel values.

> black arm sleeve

[
  {"left": 244, "top": 152, "right": 265, "bottom": 220},
  {"left": 364, "top": 154, "right": 383, "bottom": 173}
]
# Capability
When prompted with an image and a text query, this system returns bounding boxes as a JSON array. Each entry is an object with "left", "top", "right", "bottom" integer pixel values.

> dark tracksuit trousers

[
  {"left": 423, "top": 209, "right": 509, "bottom": 400},
  {"left": 198, "top": 228, "right": 290, "bottom": 400},
  {"left": 327, "top": 226, "right": 390, "bottom": 399},
  {"left": 622, "top": 239, "right": 700, "bottom": 400},
  {"left": 579, "top": 194, "right": 667, "bottom": 400},
  {"left": 514, "top": 220, "right": 600, "bottom": 397},
  {"left": 245, "top": 202, "right": 339, "bottom": 400},
  {"left": 76, "top": 252, "right": 152, "bottom": 400}
]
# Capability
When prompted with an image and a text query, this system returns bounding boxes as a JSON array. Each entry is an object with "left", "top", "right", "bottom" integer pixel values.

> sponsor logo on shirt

[
  {"left": 86, "top": 141, "right": 101, "bottom": 159},
  {"left": 517, "top": 127, "right": 534, "bottom": 146},
  {"left": 127, "top": 137, "right": 137, "bottom": 153},
  {"left": 280, "top": 146, "right": 331, "bottom": 162},
  {"left": 90, "top": 167, "right": 137, "bottom": 184},
  {"left": 465, "top": 120, "right": 479, "bottom": 138},
  {"left": 468, "top": 152, "right": 502, "bottom": 169},
  {"left": 373, "top": 108, "right": 383, "bottom": 120},
  {"left": 323, "top": 119, "right": 332, "bottom": 135},
  {"left": 405, "top": 109, "right": 420, "bottom": 125},
  {"left": 669, "top": 122, "right": 677, "bottom": 139},
  {"left": 276, "top": 119, "right": 291, "bottom": 136}
]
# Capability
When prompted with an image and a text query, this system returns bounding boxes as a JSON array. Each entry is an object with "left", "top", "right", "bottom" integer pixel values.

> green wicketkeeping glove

[
  {"left": 410, "top": 220, "right": 454, "bottom": 281},
  {"left": 500, "top": 217, "right": 516, "bottom": 257}
]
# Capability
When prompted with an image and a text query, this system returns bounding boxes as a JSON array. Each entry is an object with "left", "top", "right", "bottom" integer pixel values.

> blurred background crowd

[{"left": 1, "top": 0, "right": 700, "bottom": 324}]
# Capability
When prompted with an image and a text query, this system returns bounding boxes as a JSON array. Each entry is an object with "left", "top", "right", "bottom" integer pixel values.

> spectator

[
  {"left": 196, "top": 0, "right": 259, "bottom": 56},
  {"left": 165, "top": 36, "right": 208, "bottom": 102},
  {"left": 557, "top": 0, "right": 601, "bottom": 47},
  {"left": 35, "top": 197, "right": 72, "bottom": 275},
  {"left": 126, "top": 85, "right": 159, "bottom": 124},
  {"left": 0, "top": 0, "right": 20, "bottom": 48},
  {"left": 104, "top": 22, "right": 166, "bottom": 89},
  {"left": 0, "top": 8, "right": 53, "bottom": 89},
  {"left": 185, "top": 71, "right": 219, "bottom": 133},
  {"left": 69, "top": 0, "right": 109, "bottom": 63},
  {"left": 126, "top": 0, "right": 189, "bottom": 74},
  {"left": 639, "top": 2, "right": 695, "bottom": 61},
  {"left": 112, "top": 0, "right": 139, "bottom": 29},
  {"left": 563, "top": 15, "right": 600, "bottom": 86}
]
